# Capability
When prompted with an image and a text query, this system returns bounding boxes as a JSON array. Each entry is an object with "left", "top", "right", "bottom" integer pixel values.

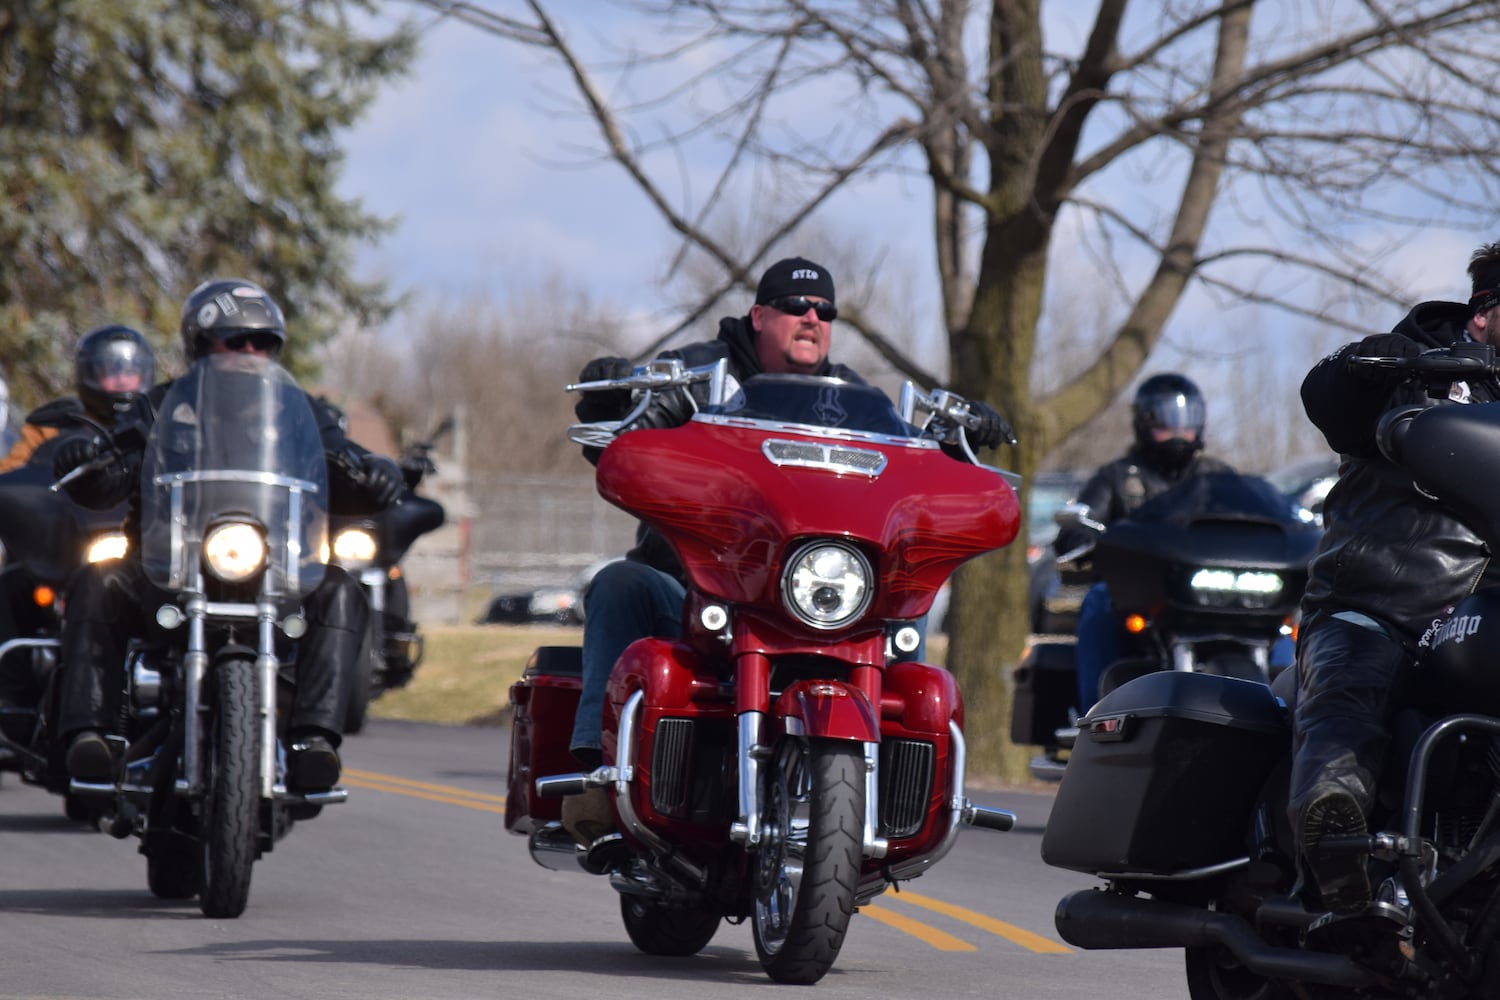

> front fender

[{"left": 774, "top": 680, "right": 879, "bottom": 742}]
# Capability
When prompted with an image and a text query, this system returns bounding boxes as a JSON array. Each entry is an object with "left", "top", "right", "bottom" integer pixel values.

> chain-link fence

[{"left": 466, "top": 472, "right": 637, "bottom": 592}]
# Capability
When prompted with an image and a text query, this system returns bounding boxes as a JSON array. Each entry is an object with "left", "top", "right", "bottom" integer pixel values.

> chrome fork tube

[
  {"left": 863, "top": 742, "right": 888, "bottom": 859},
  {"left": 730, "top": 710, "right": 766, "bottom": 847},
  {"left": 181, "top": 590, "right": 208, "bottom": 794},
  {"left": 257, "top": 599, "right": 278, "bottom": 797}
]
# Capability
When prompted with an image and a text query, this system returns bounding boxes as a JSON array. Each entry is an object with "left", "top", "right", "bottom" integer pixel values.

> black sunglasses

[
  {"left": 767, "top": 296, "right": 837, "bottom": 322},
  {"left": 222, "top": 331, "right": 282, "bottom": 353}
]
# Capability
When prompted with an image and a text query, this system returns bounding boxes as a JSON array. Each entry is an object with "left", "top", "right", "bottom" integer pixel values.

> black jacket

[
  {"left": 1054, "top": 447, "right": 1234, "bottom": 556},
  {"left": 1300, "top": 301, "right": 1500, "bottom": 646},
  {"left": 588, "top": 315, "right": 866, "bottom": 581}
]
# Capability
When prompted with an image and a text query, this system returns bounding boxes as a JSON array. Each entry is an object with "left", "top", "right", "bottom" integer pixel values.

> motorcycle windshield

[
  {"left": 1127, "top": 472, "right": 1303, "bottom": 527},
  {"left": 699, "top": 375, "right": 920, "bottom": 438},
  {"left": 139, "top": 354, "right": 329, "bottom": 596}
]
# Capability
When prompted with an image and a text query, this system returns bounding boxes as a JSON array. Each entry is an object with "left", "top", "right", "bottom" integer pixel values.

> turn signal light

[
  {"left": 32, "top": 585, "right": 55, "bottom": 608},
  {"left": 1124, "top": 613, "right": 1148, "bottom": 634}
]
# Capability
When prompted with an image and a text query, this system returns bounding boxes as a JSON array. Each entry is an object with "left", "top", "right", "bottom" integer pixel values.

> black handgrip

[
  {"left": 1348, "top": 343, "right": 1498, "bottom": 382},
  {"left": 964, "top": 804, "right": 1017, "bottom": 832}
]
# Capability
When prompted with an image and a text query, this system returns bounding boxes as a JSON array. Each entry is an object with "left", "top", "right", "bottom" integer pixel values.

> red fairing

[
  {"left": 877, "top": 660, "right": 965, "bottom": 856},
  {"left": 596, "top": 422, "right": 1020, "bottom": 620},
  {"left": 774, "top": 680, "right": 881, "bottom": 742},
  {"left": 604, "top": 637, "right": 737, "bottom": 851},
  {"left": 880, "top": 659, "right": 964, "bottom": 734}
]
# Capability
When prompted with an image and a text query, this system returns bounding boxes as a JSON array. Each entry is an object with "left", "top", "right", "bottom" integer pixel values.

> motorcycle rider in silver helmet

[{"left": 50, "top": 279, "right": 406, "bottom": 790}]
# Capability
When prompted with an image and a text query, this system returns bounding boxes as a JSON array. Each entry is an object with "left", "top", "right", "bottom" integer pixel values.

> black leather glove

[
  {"left": 1347, "top": 333, "right": 1421, "bottom": 383},
  {"left": 52, "top": 434, "right": 101, "bottom": 479},
  {"left": 967, "top": 401, "right": 1017, "bottom": 448},
  {"left": 629, "top": 386, "right": 696, "bottom": 431},
  {"left": 361, "top": 454, "right": 405, "bottom": 507},
  {"left": 574, "top": 356, "right": 635, "bottom": 423}
]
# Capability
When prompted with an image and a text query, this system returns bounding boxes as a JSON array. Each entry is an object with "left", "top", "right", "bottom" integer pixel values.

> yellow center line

[
  {"left": 861, "top": 905, "right": 976, "bottom": 951},
  {"left": 342, "top": 768, "right": 1065, "bottom": 956},
  {"left": 341, "top": 768, "right": 509, "bottom": 814},
  {"left": 885, "top": 890, "right": 1071, "bottom": 954}
]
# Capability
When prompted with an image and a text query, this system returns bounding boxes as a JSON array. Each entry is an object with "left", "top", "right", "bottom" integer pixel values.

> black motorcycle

[
  {"left": 0, "top": 442, "right": 127, "bottom": 812},
  {"left": 327, "top": 426, "right": 446, "bottom": 733},
  {"left": 1011, "top": 471, "right": 1319, "bottom": 780},
  {"left": 1045, "top": 344, "right": 1500, "bottom": 998},
  {"left": 62, "top": 354, "right": 347, "bottom": 917}
]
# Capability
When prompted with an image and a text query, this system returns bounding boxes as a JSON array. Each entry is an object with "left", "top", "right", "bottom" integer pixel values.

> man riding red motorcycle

[{"left": 506, "top": 261, "right": 1022, "bottom": 984}]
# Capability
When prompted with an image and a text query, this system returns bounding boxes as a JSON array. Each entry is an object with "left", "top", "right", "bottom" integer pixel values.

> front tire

[
  {"left": 752, "top": 736, "right": 863, "bottom": 984},
  {"left": 620, "top": 896, "right": 720, "bottom": 956},
  {"left": 199, "top": 658, "right": 260, "bottom": 918}
]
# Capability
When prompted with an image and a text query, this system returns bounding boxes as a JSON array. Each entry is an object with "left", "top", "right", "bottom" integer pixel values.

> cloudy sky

[{"left": 336, "top": 3, "right": 1485, "bottom": 407}]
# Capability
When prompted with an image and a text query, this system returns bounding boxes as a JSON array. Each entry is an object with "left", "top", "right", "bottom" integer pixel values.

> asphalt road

[{"left": 0, "top": 719, "right": 1188, "bottom": 998}]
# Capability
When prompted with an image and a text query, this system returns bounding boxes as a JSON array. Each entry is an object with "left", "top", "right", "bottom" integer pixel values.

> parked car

[
  {"left": 478, "top": 558, "right": 618, "bottom": 626},
  {"left": 1266, "top": 453, "right": 1340, "bottom": 526}
]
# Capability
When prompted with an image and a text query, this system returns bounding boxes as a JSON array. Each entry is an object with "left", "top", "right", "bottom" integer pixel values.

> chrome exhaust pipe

[
  {"left": 528, "top": 821, "right": 587, "bottom": 872},
  {"left": 1055, "top": 890, "right": 1376, "bottom": 988}
]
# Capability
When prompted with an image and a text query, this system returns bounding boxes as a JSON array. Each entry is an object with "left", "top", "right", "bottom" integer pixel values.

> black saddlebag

[
  {"left": 1041, "top": 671, "right": 1289, "bottom": 876},
  {"left": 1009, "top": 640, "right": 1077, "bottom": 747}
]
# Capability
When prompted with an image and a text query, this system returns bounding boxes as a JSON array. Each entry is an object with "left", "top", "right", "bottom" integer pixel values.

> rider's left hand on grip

[
  {"left": 360, "top": 454, "right": 405, "bottom": 507},
  {"left": 966, "top": 401, "right": 1017, "bottom": 448},
  {"left": 52, "top": 434, "right": 101, "bottom": 480}
]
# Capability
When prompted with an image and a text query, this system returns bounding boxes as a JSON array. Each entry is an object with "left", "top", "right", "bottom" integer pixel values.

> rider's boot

[
  {"left": 287, "top": 729, "right": 341, "bottom": 792},
  {"left": 1298, "top": 785, "right": 1371, "bottom": 915},
  {"left": 64, "top": 730, "right": 113, "bottom": 781},
  {"left": 562, "top": 786, "right": 615, "bottom": 847}
]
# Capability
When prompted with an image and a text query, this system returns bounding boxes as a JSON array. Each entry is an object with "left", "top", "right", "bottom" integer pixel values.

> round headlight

[
  {"left": 86, "top": 532, "right": 128, "bottom": 564},
  {"left": 203, "top": 522, "right": 267, "bottom": 583},
  {"left": 782, "top": 541, "right": 873, "bottom": 630},
  {"left": 332, "top": 527, "right": 378, "bottom": 568}
]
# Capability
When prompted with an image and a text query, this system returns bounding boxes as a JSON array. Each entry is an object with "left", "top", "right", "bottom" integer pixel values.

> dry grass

[{"left": 370, "top": 623, "right": 581, "bottom": 726}]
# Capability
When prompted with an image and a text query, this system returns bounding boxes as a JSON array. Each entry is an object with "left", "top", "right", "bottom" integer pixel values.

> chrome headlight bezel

[
  {"left": 331, "top": 526, "right": 379, "bottom": 569},
  {"left": 202, "top": 520, "right": 268, "bottom": 583},
  {"left": 781, "top": 540, "right": 874, "bottom": 631}
]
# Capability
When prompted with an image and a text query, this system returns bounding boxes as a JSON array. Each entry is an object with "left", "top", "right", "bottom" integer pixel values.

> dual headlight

[
  {"left": 782, "top": 541, "right": 873, "bottom": 630},
  {"left": 203, "top": 521, "right": 268, "bottom": 583},
  {"left": 1188, "top": 567, "right": 1284, "bottom": 609}
]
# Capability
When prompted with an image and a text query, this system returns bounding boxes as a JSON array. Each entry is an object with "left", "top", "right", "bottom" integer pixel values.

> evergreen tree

[{"left": 0, "top": 1, "right": 417, "bottom": 402}]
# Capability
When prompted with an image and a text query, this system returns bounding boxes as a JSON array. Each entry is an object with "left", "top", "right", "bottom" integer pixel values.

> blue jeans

[
  {"left": 568, "top": 560, "right": 685, "bottom": 758},
  {"left": 1075, "top": 582, "right": 1119, "bottom": 714}
]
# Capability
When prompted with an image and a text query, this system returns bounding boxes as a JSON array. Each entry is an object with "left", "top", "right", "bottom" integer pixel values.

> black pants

[
  {"left": 56, "top": 558, "right": 368, "bottom": 744},
  {"left": 1288, "top": 615, "right": 1412, "bottom": 839}
]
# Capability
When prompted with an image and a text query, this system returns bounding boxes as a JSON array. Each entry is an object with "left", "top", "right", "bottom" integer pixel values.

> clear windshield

[
  {"left": 139, "top": 354, "right": 328, "bottom": 595},
  {"left": 698, "top": 374, "right": 919, "bottom": 437}
]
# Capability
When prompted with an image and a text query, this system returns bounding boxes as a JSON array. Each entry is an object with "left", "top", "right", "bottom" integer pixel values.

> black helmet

[
  {"left": 75, "top": 325, "right": 156, "bottom": 419},
  {"left": 179, "top": 278, "right": 286, "bottom": 361},
  {"left": 1132, "top": 372, "right": 1206, "bottom": 471}
]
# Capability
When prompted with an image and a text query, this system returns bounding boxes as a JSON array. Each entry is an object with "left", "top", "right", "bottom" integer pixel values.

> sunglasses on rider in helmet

[
  {"left": 767, "top": 296, "right": 838, "bottom": 323},
  {"left": 221, "top": 331, "right": 282, "bottom": 354}
]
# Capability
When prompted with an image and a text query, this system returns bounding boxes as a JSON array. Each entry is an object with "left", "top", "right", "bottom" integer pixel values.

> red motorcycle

[{"left": 506, "top": 360, "right": 1021, "bottom": 984}]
